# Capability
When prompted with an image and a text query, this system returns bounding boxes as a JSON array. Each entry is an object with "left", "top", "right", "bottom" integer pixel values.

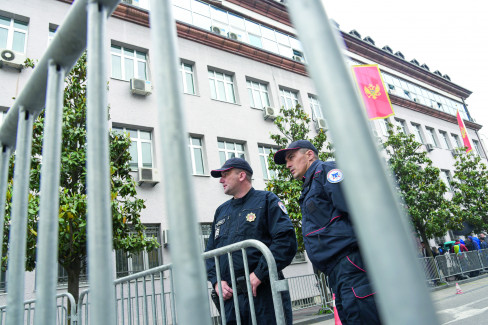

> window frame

[
  {"left": 394, "top": 118, "right": 408, "bottom": 134},
  {"left": 180, "top": 61, "right": 196, "bottom": 95},
  {"left": 0, "top": 15, "right": 28, "bottom": 53},
  {"left": 246, "top": 79, "right": 270, "bottom": 109},
  {"left": 451, "top": 134, "right": 462, "bottom": 148},
  {"left": 188, "top": 135, "right": 206, "bottom": 175},
  {"left": 258, "top": 145, "right": 277, "bottom": 180},
  {"left": 217, "top": 140, "right": 246, "bottom": 165},
  {"left": 279, "top": 87, "right": 299, "bottom": 110},
  {"left": 425, "top": 127, "right": 438, "bottom": 147},
  {"left": 308, "top": 94, "right": 323, "bottom": 120},
  {"left": 115, "top": 224, "right": 162, "bottom": 278},
  {"left": 440, "top": 170, "right": 453, "bottom": 192},
  {"left": 208, "top": 68, "right": 237, "bottom": 104},
  {"left": 411, "top": 123, "right": 424, "bottom": 144},
  {"left": 110, "top": 44, "right": 148, "bottom": 81},
  {"left": 438, "top": 131, "right": 451, "bottom": 150},
  {"left": 112, "top": 126, "right": 154, "bottom": 171}
]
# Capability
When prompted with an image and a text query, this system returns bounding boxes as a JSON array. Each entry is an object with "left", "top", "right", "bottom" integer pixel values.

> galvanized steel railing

[{"left": 0, "top": 0, "right": 448, "bottom": 324}]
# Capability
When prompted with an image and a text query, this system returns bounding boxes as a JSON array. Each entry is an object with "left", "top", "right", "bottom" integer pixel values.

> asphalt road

[{"left": 311, "top": 276, "right": 488, "bottom": 324}]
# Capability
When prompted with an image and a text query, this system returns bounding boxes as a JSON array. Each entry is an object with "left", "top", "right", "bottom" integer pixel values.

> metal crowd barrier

[
  {"left": 0, "top": 0, "right": 452, "bottom": 324},
  {"left": 0, "top": 293, "right": 76, "bottom": 325},
  {"left": 421, "top": 249, "right": 488, "bottom": 283}
]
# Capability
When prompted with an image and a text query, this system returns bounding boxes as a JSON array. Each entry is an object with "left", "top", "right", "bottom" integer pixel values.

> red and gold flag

[
  {"left": 352, "top": 65, "right": 394, "bottom": 120},
  {"left": 456, "top": 110, "right": 473, "bottom": 153}
]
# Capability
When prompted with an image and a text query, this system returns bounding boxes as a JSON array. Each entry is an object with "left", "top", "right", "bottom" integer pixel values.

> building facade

[{"left": 0, "top": 0, "right": 485, "bottom": 301}]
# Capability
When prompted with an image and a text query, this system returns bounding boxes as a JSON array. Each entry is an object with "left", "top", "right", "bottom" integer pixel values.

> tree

[
  {"left": 265, "top": 104, "right": 333, "bottom": 251},
  {"left": 382, "top": 126, "right": 460, "bottom": 257},
  {"left": 2, "top": 53, "right": 159, "bottom": 303},
  {"left": 451, "top": 152, "right": 488, "bottom": 232}
]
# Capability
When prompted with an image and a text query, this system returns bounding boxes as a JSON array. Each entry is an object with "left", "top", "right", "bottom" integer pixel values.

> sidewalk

[{"left": 292, "top": 306, "right": 333, "bottom": 325}]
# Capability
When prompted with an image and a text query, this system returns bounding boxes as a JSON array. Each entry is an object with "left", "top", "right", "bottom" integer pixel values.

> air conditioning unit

[
  {"left": 263, "top": 106, "right": 277, "bottom": 120},
  {"left": 292, "top": 55, "right": 303, "bottom": 62},
  {"left": 425, "top": 143, "right": 434, "bottom": 152},
  {"left": 227, "top": 32, "right": 239, "bottom": 40},
  {"left": 210, "top": 26, "right": 223, "bottom": 35},
  {"left": 138, "top": 167, "right": 159, "bottom": 186},
  {"left": 130, "top": 78, "right": 152, "bottom": 96},
  {"left": 162, "top": 229, "right": 169, "bottom": 247},
  {"left": 0, "top": 49, "right": 26, "bottom": 70},
  {"left": 314, "top": 117, "right": 328, "bottom": 131}
]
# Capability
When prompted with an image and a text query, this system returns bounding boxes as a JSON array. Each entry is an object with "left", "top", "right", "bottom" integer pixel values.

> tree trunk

[
  {"left": 420, "top": 230, "right": 433, "bottom": 257},
  {"left": 66, "top": 259, "right": 81, "bottom": 324}
]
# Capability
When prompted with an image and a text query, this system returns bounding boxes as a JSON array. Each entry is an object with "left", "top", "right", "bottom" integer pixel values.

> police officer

[
  {"left": 274, "top": 140, "right": 381, "bottom": 325},
  {"left": 205, "top": 158, "right": 297, "bottom": 325}
]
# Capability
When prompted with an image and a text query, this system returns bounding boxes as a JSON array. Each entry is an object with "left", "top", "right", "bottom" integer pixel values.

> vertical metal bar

[
  {"left": 214, "top": 257, "right": 226, "bottom": 325},
  {"left": 142, "top": 276, "right": 148, "bottom": 325},
  {"left": 287, "top": 1, "right": 439, "bottom": 324},
  {"left": 241, "top": 250, "right": 257, "bottom": 325},
  {"left": 227, "top": 252, "right": 241, "bottom": 325},
  {"left": 0, "top": 143, "right": 11, "bottom": 270},
  {"left": 150, "top": 275, "right": 157, "bottom": 325},
  {"left": 160, "top": 271, "right": 167, "bottom": 325},
  {"left": 86, "top": 1, "right": 116, "bottom": 325},
  {"left": 128, "top": 280, "right": 133, "bottom": 324},
  {"left": 34, "top": 61, "right": 65, "bottom": 325},
  {"left": 148, "top": 1, "right": 212, "bottom": 324},
  {"left": 134, "top": 278, "right": 140, "bottom": 325},
  {"left": 5, "top": 106, "right": 34, "bottom": 325}
]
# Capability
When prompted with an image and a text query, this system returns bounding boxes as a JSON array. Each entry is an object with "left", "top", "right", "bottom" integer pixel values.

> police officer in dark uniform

[
  {"left": 205, "top": 158, "right": 297, "bottom": 325},
  {"left": 274, "top": 140, "right": 382, "bottom": 325}
]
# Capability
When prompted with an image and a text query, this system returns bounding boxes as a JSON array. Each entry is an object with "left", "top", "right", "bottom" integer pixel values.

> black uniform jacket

[{"left": 206, "top": 188, "right": 297, "bottom": 287}]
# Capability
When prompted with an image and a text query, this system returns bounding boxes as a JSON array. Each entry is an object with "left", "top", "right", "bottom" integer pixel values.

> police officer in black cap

[
  {"left": 274, "top": 140, "right": 381, "bottom": 325},
  {"left": 205, "top": 157, "right": 297, "bottom": 325}
]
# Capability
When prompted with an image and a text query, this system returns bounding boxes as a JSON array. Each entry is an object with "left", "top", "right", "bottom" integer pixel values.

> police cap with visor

[
  {"left": 273, "top": 140, "right": 318, "bottom": 165},
  {"left": 211, "top": 157, "right": 254, "bottom": 178}
]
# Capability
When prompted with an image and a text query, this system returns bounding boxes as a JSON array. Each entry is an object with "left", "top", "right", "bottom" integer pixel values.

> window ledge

[
  {"left": 210, "top": 98, "right": 240, "bottom": 106},
  {"left": 192, "top": 174, "right": 211, "bottom": 177}
]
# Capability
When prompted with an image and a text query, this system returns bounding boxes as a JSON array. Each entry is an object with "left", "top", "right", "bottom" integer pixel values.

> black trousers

[
  {"left": 328, "top": 251, "right": 382, "bottom": 325},
  {"left": 223, "top": 277, "right": 292, "bottom": 325}
]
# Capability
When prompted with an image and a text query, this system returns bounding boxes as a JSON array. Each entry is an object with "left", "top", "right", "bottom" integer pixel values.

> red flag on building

[
  {"left": 456, "top": 110, "right": 473, "bottom": 153},
  {"left": 352, "top": 65, "right": 394, "bottom": 120}
]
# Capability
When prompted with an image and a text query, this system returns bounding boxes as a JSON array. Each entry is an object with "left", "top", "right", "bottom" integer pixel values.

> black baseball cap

[
  {"left": 273, "top": 140, "right": 318, "bottom": 165},
  {"left": 211, "top": 157, "right": 254, "bottom": 178}
]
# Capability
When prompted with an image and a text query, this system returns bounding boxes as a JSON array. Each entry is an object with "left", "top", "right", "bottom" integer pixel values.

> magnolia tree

[
  {"left": 2, "top": 54, "right": 158, "bottom": 303},
  {"left": 265, "top": 104, "right": 333, "bottom": 251},
  {"left": 451, "top": 152, "right": 488, "bottom": 232},
  {"left": 382, "top": 126, "right": 460, "bottom": 257}
]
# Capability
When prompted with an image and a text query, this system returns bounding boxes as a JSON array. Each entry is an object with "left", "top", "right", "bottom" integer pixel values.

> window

[
  {"left": 247, "top": 80, "right": 270, "bottom": 109},
  {"left": 116, "top": 225, "right": 162, "bottom": 277},
  {"left": 111, "top": 45, "right": 147, "bottom": 81},
  {"left": 200, "top": 223, "right": 212, "bottom": 252},
  {"left": 394, "top": 118, "right": 407, "bottom": 134},
  {"left": 0, "top": 15, "right": 28, "bottom": 53},
  {"left": 378, "top": 118, "right": 390, "bottom": 136},
  {"left": 58, "top": 259, "right": 87, "bottom": 284},
  {"left": 424, "top": 128, "right": 438, "bottom": 147},
  {"left": 112, "top": 127, "right": 153, "bottom": 171},
  {"left": 438, "top": 131, "right": 450, "bottom": 150},
  {"left": 218, "top": 140, "right": 245, "bottom": 165},
  {"left": 188, "top": 136, "right": 205, "bottom": 175},
  {"left": 309, "top": 95, "right": 323, "bottom": 120},
  {"left": 48, "top": 26, "right": 57, "bottom": 43},
  {"left": 473, "top": 140, "right": 484, "bottom": 157},
  {"left": 440, "top": 170, "right": 452, "bottom": 191},
  {"left": 451, "top": 134, "right": 462, "bottom": 148},
  {"left": 279, "top": 88, "right": 299, "bottom": 109},
  {"left": 0, "top": 268, "right": 5, "bottom": 292},
  {"left": 258, "top": 145, "right": 276, "bottom": 180},
  {"left": 208, "top": 69, "right": 236, "bottom": 103},
  {"left": 411, "top": 123, "right": 424, "bottom": 144},
  {"left": 180, "top": 62, "right": 196, "bottom": 95}
]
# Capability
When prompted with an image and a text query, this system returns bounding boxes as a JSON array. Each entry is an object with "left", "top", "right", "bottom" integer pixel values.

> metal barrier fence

[
  {"left": 421, "top": 249, "right": 488, "bottom": 283},
  {"left": 0, "top": 293, "right": 76, "bottom": 325},
  {"left": 0, "top": 0, "right": 451, "bottom": 324}
]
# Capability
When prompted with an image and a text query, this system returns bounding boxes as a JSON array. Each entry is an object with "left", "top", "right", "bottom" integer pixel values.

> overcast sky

[{"left": 321, "top": 0, "right": 488, "bottom": 141}]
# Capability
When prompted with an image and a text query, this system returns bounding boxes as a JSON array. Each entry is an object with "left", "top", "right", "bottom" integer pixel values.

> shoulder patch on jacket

[
  {"left": 327, "top": 169, "right": 344, "bottom": 183},
  {"left": 278, "top": 201, "right": 288, "bottom": 214}
]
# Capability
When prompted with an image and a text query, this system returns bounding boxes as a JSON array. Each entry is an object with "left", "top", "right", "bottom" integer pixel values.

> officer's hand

[
  {"left": 215, "top": 281, "right": 233, "bottom": 301},
  {"left": 249, "top": 272, "right": 261, "bottom": 297}
]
